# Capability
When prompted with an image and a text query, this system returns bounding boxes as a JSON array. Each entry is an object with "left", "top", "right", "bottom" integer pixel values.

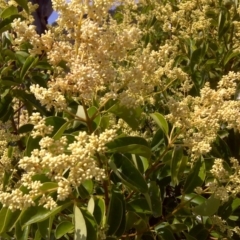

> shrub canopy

[{"left": 0, "top": 0, "right": 240, "bottom": 239}]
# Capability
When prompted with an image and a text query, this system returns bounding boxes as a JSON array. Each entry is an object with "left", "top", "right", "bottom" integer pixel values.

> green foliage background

[{"left": 0, "top": 0, "right": 240, "bottom": 239}]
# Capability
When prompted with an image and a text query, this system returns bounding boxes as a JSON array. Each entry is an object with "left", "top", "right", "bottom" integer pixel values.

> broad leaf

[
  {"left": 150, "top": 112, "right": 169, "bottom": 136},
  {"left": 107, "top": 190, "right": 124, "bottom": 236},
  {"left": 193, "top": 195, "right": 220, "bottom": 216},
  {"left": 184, "top": 157, "right": 206, "bottom": 194},
  {"left": 110, "top": 154, "right": 148, "bottom": 193},
  {"left": 55, "top": 221, "right": 74, "bottom": 239},
  {"left": 74, "top": 205, "right": 87, "bottom": 240}
]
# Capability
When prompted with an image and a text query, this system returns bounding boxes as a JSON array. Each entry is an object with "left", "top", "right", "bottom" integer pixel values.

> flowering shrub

[{"left": 1, "top": 0, "right": 240, "bottom": 239}]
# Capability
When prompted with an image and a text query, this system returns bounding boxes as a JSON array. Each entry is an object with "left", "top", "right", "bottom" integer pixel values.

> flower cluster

[
  {"left": 210, "top": 215, "right": 240, "bottom": 238},
  {"left": 0, "top": 128, "right": 116, "bottom": 210},
  {"left": 167, "top": 71, "right": 240, "bottom": 157},
  {"left": 208, "top": 158, "right": 240, "bottom": 203},
  {"left": 29, "top": 112, "right": 53, "bottom": 138}
]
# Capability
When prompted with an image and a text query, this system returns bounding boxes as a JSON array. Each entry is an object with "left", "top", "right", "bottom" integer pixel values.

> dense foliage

[{"left": 1, "top": 0, "right": 240, "bottom": 239}]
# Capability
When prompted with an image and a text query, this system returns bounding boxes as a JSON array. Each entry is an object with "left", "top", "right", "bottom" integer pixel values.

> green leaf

[
  {"left": 155, "top": 224, "right": 176, "bottom": 240},
  {"left": 15, "top": 51, "right": 29, "bottom": 64},
  {"left": 150, "top": 113, "right": 169, "bottom": 136},
  {"left": 182, "top": 194, "right": 206, "bottom": 205},
  {"left": 45, "top": 116, "right": 67, "bottom": 136},
  {"left": 232, "top": 198, "right": 240, "bottom": 211},
  {"left": 14, "top": 0, "right": 29, "bottom": 13},
  {"left": 183, "top": 157, "right": 206, "bottom": 194},
  {"left": 114, "top": 193, "right": 126, "bottom": 237},
  {"left": 80, "top": 208, "right": 98, "bottom": 240},
  {"left": 88, "top": 106, "right": 101, "bottom": 130},
  {"left": 148, "top": 182, "right": 162, "bottom": 218},
  {"left": 74, "top": 205, "right": 87, "bottom": 240},
  {"left": 107, "top": 190, "right": 124, "bottom": 236},
  {"left": 25, "top": 136, "right": 41, "bottom": 157},
  {"left": 170, "top": 224, "right": 187, "bottom": 233},
  {"left": 132, "top": 155, "right": 149, "bottom": 174},
  {"left": 0, "top": 207, "right": 21, "bottom": 234},
  {"left": 224, "top": 50, "right": 239, "bottom": 66},
  {"left": 126, "top": 198, "right": 152, "bottom": 214},
  {"left": 183, "top": 232, "right": 197, "bottom": 240},
  {"left": 75, "top": 105, "right": 87, "bottom": 121},
  {"left": 108, "top": 102, "right": 142, "bottom": 130},
  {"left": 31, "top": 73, "right": 48, "bottom": 88},
  {"left": 38, "top": 218, "right": 50, "bottom": 239},
  {"left": 99, "top": 115, "right": 110, "bottom": 130},
  {"left": 171, "top": 146, "right": 183, "bottom": 186},
  {"left": 78, "top": 180, "right": 94, "bottom": 199},
  {"left": 93, "top": 197, "right": 105, "bottom": 226},
  {"left": 0, "top": 6, "right": 18, "bottom": 19},
  {"left": 125, "top": 211, "right": 138, "bottom": 231},
  {"left": 15, "top": 221, "right": 30, "bottom": 240},
  {"left": 20, "top": 55, "right": 38, "bottom": 80},
  {"left": 87, "top": 197, "right": 95, "bottom": 215},
  {"left": 39, "top": 182, "right": 58, "bottom": 193},
  {"left": 34, "top": 229, "right": 42, "bottom": 240},
  {"left": 189, "top": 224, "right": 208, "bottom": 240},
  {"left": 12, "top": 90, "right": 48, "bottom": 115},
  {"left": 0, "top": 14, "right": 23, "bottom": 33},
  {"left": 2, "top": 170, "right": 12, "bottom": 191},
  {"left": 18, "top": 124, "right": 34, "bottom": 134},
  {"left": 0, "top": 94, "right": 12, "bottom": 118},
  {"left": 107, "top": 136, "right": 151, "bottom": 158},
  {"left": 53, "top": 121, "right": 71, "bottom": 140},
  {"left": 193, "top": 195, "right": 221, "bottom": 216},
  {"left": 191, "top": 48, "right": 202, "bottom": 65},
  {"left": 21, "top": 202, "right": 72, "bottom": 227},
  {"left": 151, "top": 128, "right": 165, "bottom": 150},
  {"left": 55, "top": 221, "right": 74, "bottom": 239},
  {"left": 110, "top": 154, "right": 148, "bottom": 193}
]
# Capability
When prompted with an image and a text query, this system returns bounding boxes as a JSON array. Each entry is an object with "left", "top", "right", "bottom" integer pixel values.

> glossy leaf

[
  {"left": 110, "top": 154, "right": 148, "bottom": 193},
  {"left": 171, "top": 146, "right": 183, "bottom": 186},
  {"left": 21, "top": 202, "right": 72, "bottom": 227},
  {"left": 15, "top": 222, "right": 30, "bottom": 240},
  {"left": 0, "top": 6, "right": 18, "bottom": 19},
  {"left": 25, "top": 136, "right": 41, "bottom": 157},
  {"left": 108, "top": 102, "right": 142, "bottom": 130},
  {"left": 20, "top": 55, "right": 38, "bottom": 79},
  {"left": 45, "top": 116, "right": 67, "bottom": 136},
  {"left": 0, "top": 14, "right": 23, "bottom": 33},
  {"left": 18, "top": 124, "right": 34, "bottom": 134},
  {"left": 14, "top": 0, "right": 29, "bottom": 13},
  {"left": 0, "top": 207, "right": 21, "bottom": 234},
  {"left": 107, "top": 136, "right": 151, "bottom": 158},
  {"left": 87, "top": 197, "right": 95, "bottom": 215},
  {"left": 93, "top": 197, "right": 105, "bottom": 226},
  {"left": 182, "top": 194, "right": 206, "bottom": 205},
  {"left": 148, "top": 182, "right": 162, "bottom": 218},
  {"left": 150, "top": 112, "right": 169, "bottom": 136},
  {"left": 107, "top": 190, "right": 124, "bottom": 236},
  {"left": 55, "top": 221, "right": 74, "bottom": 239},
  {"left": 53, "top": 121, "right": 71, "bottom": 140},
  {"left": 39, "top": 182, "right": 58, "bottom": 193},
  {"left": 184, "top": 157, "right": 206, "bottom": 194},
  {"left": 80, "top": 208, "right": 98, "bottom": 240},
  {"left": 155, "top": 225, "right": 175, "bottom": 240},
  {"left": 74, "top": 205, "right": 87, "bottom": 240},
  {"left": 193, "top": 195, "right": 220, "bottom": 216},
  {"left": 88, "top": 106, "right": 101, "bottom": 130},
  {"left": 38, "top": 218, "right": 50, "bottom": 239},
  {"left": 78, "top": 180, "right": 94, "bottom": 199},
  {"left": 126, "top": 198, "right": 152, "bottom": 214}
]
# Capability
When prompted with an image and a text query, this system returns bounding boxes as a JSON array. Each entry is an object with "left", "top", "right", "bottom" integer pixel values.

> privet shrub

[{"left": 0, "top": 0, "right": 240, "bottom": 239}]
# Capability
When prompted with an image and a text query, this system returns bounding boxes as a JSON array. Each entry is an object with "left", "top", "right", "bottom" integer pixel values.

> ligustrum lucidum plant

[{"left": 1, "top": 0, "right": 240, "bottom": 239}]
